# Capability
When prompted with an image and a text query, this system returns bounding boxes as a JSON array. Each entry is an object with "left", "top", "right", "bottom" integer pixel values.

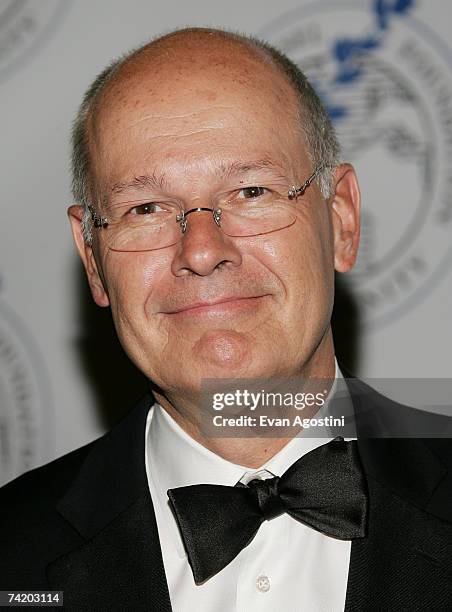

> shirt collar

[{"left": 146, "top": 359, "right": 347, "bottom": 492}]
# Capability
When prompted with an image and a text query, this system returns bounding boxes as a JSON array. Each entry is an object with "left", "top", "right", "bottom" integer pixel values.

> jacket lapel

[
  {"left": 343, "top": 377, "right": 452, "bottom": 610},
  {"left": 46, "top": 395, "right": 172, "bottom": 611}
]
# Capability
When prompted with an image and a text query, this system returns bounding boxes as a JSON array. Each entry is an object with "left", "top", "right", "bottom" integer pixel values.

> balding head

[
  {"left": 71, "top": 27, "right": 339, "bottom": 241},
  {"left": 90, "top": 27, "right": 298, "bottom": 115}
]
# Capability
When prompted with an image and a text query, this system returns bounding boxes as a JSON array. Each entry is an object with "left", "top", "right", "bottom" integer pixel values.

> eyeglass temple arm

[
  {"left": 288, "top": 165, "right": 325, "bottom": 200},
  {"left": 88, "top": 204, "right": 108, "bottom": 229}
]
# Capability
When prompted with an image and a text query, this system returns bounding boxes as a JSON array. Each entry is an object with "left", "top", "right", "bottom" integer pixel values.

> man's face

[{"left": 70, "top": 40, "right": 359, "bottom": 399}]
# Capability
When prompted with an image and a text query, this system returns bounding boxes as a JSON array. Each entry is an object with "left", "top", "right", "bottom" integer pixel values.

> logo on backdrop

[
  {"left": 261, "top": 0, "right": 452, "bottom": 328},
  {"left": 0, "top": 0, "right": 72, "bottom": 83},
  {"left": 0, "top": 280, "right": 52, "bottom": 487}
]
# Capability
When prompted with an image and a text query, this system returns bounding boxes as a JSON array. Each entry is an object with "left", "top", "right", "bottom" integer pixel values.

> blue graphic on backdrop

[{"left": 320, "top": 0, "right": 415, "bottom": 120}]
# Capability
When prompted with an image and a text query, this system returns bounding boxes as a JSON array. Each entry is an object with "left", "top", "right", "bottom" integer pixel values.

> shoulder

[
  {"left": 0, "top": 395, "right": 153, "bottom": 587},
  {"left": 0, "top": 439, "right": 97, "bottom": 537},
  {"left": 342, "top": 373, "right": 452, "bottom": 521},
  {"left": 343, "top": 371, "right": 452, "bottom": 447},
  {"left": 0, "top": 393, "right": 153, "bottom": 538},
  {"left": 0, "top": 439, "right": 106, "bottom": 588}
]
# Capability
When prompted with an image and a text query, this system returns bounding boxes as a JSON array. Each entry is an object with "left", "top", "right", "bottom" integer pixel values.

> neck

[{"left": 154, "top": 330, "right": 336, "bottom": 469}]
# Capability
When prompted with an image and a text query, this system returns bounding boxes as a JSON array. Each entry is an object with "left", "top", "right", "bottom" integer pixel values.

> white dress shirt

[{"left": 145, "top": 362, "right": 355, "bottom": 612}]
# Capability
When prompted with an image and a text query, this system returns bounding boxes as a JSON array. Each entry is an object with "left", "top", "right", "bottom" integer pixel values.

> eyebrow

[
  {"left": 109, "top": 158, "right": 288, "bottom": 196},
  {"left": 110, "top": 172, "right": 168, "bottom": 195},
  {"left": 218, "top": 158, "right": 287, "bottom": 179}
]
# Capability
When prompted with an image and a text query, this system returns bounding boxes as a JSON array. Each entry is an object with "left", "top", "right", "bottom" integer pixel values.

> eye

[
  {"left": 130, "top": 202, "right": 165, "bottom": 215},
  {"left": 238, "top": 186, "right": 268, "bottom": 199}
]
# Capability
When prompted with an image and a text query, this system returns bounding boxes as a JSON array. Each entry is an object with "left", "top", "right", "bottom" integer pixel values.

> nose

[{"left": 171, "top": 208, "right": 242, "bottom": 277}]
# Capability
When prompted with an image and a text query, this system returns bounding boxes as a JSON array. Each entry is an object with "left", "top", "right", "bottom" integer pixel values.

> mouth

[{"left": 162, "top": 294, "right": 271, "bottom": 317}]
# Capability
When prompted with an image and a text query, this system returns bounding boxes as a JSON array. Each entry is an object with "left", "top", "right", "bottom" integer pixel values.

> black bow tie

[{"left": 167, "top": 437, "right": 368, "bottom": 583}]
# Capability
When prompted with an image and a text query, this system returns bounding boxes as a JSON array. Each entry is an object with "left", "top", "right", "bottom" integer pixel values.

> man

[{"left": 1, "top": 27, "right": 451, "bottom": 611}]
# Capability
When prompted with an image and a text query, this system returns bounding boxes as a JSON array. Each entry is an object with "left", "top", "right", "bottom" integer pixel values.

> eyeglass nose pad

[
  {"left": 176, "top": 212, "right": 187, "bottom": 233},
  {"left": 177, "top": 207, "right": 223, "bottom": 233},
  {"left": 213, "top": 209, "right": 222, "bottom": 227}
]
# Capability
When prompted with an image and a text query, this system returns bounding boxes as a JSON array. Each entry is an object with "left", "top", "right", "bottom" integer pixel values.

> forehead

[{"left": 88, "top": 38, "right": 307, "bottom": 190}]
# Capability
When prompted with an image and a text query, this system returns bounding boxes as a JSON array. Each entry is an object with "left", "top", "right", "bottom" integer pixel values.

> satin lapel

[
  {"left": 342, "top": 376, "right": 452, "bottom": 610},
  {"left": 46, "top": 395, "right": 172, "bottom": 611}
]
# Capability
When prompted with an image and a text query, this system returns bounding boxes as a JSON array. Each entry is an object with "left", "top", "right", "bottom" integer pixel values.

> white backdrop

[{"left": 1, "top": 0, "right": 451, "bottom": 486}]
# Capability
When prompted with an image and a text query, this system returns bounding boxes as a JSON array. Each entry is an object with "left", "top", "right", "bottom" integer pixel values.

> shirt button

[{"left": 256, "top": 574, "right": 271, "bottom": 593}]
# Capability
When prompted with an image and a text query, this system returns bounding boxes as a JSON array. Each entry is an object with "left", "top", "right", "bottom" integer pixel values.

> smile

[{"left": 162, "top": 295, "right": 270, "bottom": 317}]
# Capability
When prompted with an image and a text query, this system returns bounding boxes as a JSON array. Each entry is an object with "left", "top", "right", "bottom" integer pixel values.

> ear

[
  {"left": 67, "top": 205, "right": 110, "bottom": 307},
  {"left": 330, "top": 164, "right": 361, "bottom": 273}
]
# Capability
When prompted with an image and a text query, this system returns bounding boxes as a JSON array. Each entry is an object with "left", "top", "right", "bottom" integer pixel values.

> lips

[{"left": 162, "top": 294, "right": 269, "bottom": 315}]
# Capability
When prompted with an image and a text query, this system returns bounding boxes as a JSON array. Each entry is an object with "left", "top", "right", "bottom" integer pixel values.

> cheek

[
  {"left": 245, "top": 209, "right": 333, "bottom": 283},
  {"left": 262, "top": 217, "right": 334, "bottom": 319},
  {"left": 101, "top": 250, "right": 170, "bottom": 324}
]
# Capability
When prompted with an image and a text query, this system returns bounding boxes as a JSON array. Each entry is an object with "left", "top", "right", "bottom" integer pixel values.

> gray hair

[{"left": 71, "top": 28, "right": 341, "bottom": 244}]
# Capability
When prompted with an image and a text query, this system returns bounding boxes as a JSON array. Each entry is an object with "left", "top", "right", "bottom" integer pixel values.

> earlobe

[
  {"left": 330, "top": 164, "right": 361, "bottom": 273},
  {"left": 67, "top": 204, "right": 110, "bottom": 307}
]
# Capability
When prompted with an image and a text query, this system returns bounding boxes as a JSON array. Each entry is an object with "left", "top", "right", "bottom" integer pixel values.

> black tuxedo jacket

[{"left": 1, "top": 377, "right": 452, "bottom": 611}]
